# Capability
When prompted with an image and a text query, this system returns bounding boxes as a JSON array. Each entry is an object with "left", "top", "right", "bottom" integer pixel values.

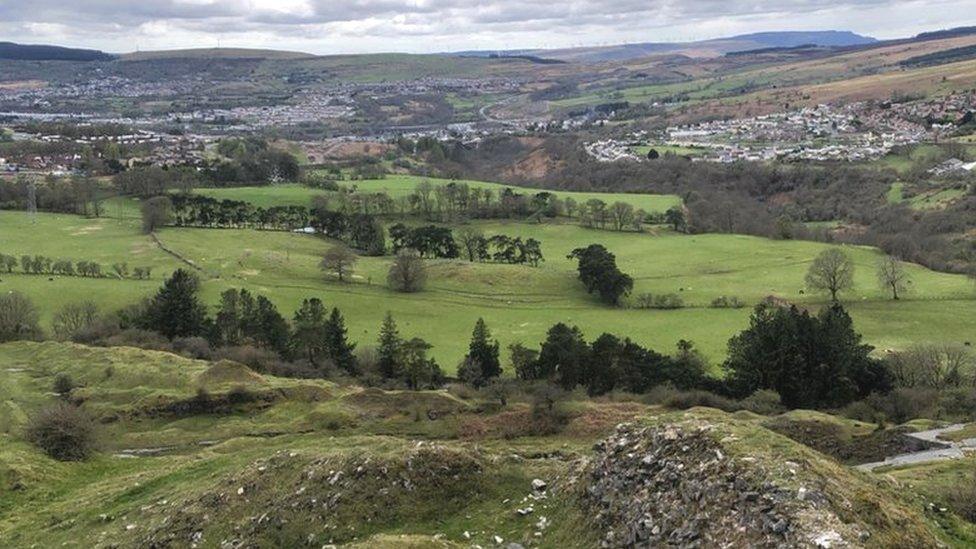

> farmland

[
  {"left": 192, "top": 175, "right": 683, "bottom": 214},
  {"left": 2, "top": 205, "right": 974, "bottom": 371}
]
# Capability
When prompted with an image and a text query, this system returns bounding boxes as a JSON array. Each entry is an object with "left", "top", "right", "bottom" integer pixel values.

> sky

[{"left": 1, "top": 1, "right": 975, "bottom": 55}]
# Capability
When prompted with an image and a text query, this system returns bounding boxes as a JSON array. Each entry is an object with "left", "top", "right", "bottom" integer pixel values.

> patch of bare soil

[{"left": 763, "top": 418, "right": 946, "bottom": 465}]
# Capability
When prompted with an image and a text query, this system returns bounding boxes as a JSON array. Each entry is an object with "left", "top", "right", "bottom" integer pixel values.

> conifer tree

[
  {"left": 141, "top": 269, "right": 207, "bottom": 338},
  {"left": 377, "top": 312, "right": 403, "bottom": 379},
  {"left": 292, "top": 298, "right": 327, "bottom": 364},
  {"left": 324, "top": 307, "right": 357, "bottom": 374}
]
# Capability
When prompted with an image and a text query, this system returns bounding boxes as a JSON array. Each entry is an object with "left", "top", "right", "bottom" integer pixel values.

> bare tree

[
  {"left": 608, "top": 201, "right": 635, "bottom": 232},
  {"left": 387, "top": 248, "right": 427, "bottom": 293},
  {"left": 456, "top": 226, "right": 484, "bottom": 262},
  {"left": 877, "top": 255, "right": 910, "bottom": 300},
  {"left": 320, "top": 245, "right": 358, "bottom": 282},
  {"left": 805, "top": 248, "right": 854, "bottom": 302},
  {"left": 0, "top": 291, "right": 42, "bottom": 342},
  {"left": 141, "top": 196, "right": 173, "bottom": 234},
  {"left": 52, "top": 301, "right": 99, "bottom": 341}
]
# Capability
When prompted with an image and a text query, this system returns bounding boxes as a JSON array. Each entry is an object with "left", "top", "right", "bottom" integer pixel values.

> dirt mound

[
  {"left": 581, "top": 416, "right": 943, "bottom": 548},
  {"left": 137, "top": 444, "right": 485, "bottom": 547},
  {"left": 196, "top": 360, "right": 267, "bottom": 387},
  {"left": 763, "top": 418, "right": 946, "bottom": 465},
  {"left": 341, "top": 387, "right": 469, "bottom": 419}
]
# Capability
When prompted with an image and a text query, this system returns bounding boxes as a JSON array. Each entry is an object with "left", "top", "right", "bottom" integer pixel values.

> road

[{"left": 855, "top": 424, "right": 976, "bottom": 471}]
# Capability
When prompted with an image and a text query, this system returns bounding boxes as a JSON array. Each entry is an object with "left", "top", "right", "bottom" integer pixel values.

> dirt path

[{"left": 855, "top": 424, "right": 976, "bottom": 471}]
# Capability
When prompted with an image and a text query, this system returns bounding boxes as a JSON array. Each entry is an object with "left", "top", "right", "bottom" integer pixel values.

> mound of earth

[
  {"left": 341, "top": 387, "right": 469, "bottom": 419},
  {"left": 763, "top": 417, "right": 947, "bottom": 465},
  {"left": 580, "top": 411, "right": 944, "bottom": 547},
  {"left": 136, "top": 444, "right": 485, "bottom": 547},
  {"left": 196, "top": 360, "right": 268, "bottom": 387}
]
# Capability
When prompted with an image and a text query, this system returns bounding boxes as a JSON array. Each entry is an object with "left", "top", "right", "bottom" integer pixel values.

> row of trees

[
  {"left": 455, "top": 228, "right": 544, "bottom": 265},
  {"left": 0, "top": 254, "right": 151, "bottom": 279},
  {"left": 126, "top": 269, "right": 444, "bottom": 388},
  {"left": 168, "top": 194, "right": 310, "bottom": 231},
  {"left": 508, "top": 326, "right": 708, "bottom": 395},
  {"left": 0, "top": 175, "right": 104, "bottom": 217}
]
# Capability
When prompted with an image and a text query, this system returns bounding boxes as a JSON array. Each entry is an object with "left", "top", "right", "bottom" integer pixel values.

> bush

[
  {"left": 633, "top": 292, "right": 684, "bottom": 309},
  {"left": 945, "top": 481, "right": 976, "bottom": 523},
  {"left": 213, "top": 345, "right": 281, "bottom": 373},
  {"left": 739, "top": 389, "right": 785, "bottom": 415},
  {"left": 102, "top": 329, "right": 173, "bottom": 352},
  {"left": 24, "top": 402, "right": 99, "bottom": 461},
  {"left": 172, "top": 337, "right": 212, "bottom": 359},
  {"left": 644, "top": 384, "right": 738, "bottom": 412},
  {"left": 52, "top": 374, "right": 75, "bottom": 396},
  {"left": 710, "top": 295, "right": 746, "bottom": 309},
  {"left": 227, "top": 385, "right": 257, "bottom": 405},
  {"left": 51, "top": 301, "right": 99, "bottom": 341}
]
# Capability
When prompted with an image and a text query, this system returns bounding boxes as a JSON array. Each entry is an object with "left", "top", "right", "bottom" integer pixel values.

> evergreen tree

[
  {"left": 140, "top": 269, "right": 208, "bottom": 338},
  {"left": 254, "top": 296, "right": 290, "bottom": 356},
  {"left": 377, "top": 312, "right": 403, "bottom": 379},
  {"left": 292, "top": 298, "right": 327, "bottom": 365},
  {"left": 536, "top": 323, "right": 590, "bottom": 390},
  {"left": 459, "top": 318, "right": 501, "bottom": 386},
  {"left": 324, "top": 308, "right": 357, "bottom": 374}
]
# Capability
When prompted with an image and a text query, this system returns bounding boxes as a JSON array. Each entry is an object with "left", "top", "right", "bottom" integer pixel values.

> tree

[
  {"left": 387, "top": 248, "right": 427, "bottom": 293},
  {"left": 665, "top": 206, "right": 686, "bottom": 232},
  {"left": 805, "top": 248, "right": 854, "bottom": 302},
  {"left": 536, "top": 323, "right": 590, "bottom": 390},
  {"left": 0, "top": 291, "right": 42, "bottom": 342},
  {"left": 458, "top": 318, "right": 501, "bottom": 387},
  {"left": 292, "top": 298, "right": 327, "bottom": 365},
  {"left": 377, "top": 312, "right": 403, "bottom": 379},
  {"left": 456, "top": 226, "right": 486, "bottom": 262},
  {"left": 324, "top": 307, "right": 357, "bottom": 375},
  {"left": 510, "top": 342, "right": 540, "bottom": 381},
  {"left": 877, "top": 255, "right": 910, "bottom": 300},
  {"left": 724, "top": 302, "right": 890, "bottom": 408},
  {"left": 568, "top": 244, "right": 633, "bottom": 306},
  {"left": 141, "top": 196, "right": 173, "bottom": 234},
  {"left": 608, "top": 202, "right": 635, "bottom": 232},
  {"left": 140, "top": 269, "right": 208, "bottom": 338},
  {"left": 320, "top": 245, "right": 357, "bottom": 282},
  {"left": 401, "top": 337, "right": 443, "bottom": 389},
  {"left": 51, "top": 301, "right": 98, "bottom": 341}
]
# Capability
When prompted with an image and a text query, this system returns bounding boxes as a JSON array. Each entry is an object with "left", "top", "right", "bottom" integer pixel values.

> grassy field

[
  {"left": 2, "top": 209, "right": 976, "bottom": 372},
  {"left": 192, "top": 175, "right": 683, "bottom": 214}
]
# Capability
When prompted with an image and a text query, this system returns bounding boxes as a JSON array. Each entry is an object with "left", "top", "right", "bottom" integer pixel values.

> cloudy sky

[{"left": 1, "top": 1, "right": 974, "bottom": 55}]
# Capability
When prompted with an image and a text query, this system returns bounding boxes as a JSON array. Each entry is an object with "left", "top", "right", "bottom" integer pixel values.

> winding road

[{"left": 856, "top": 424, "right": 976, "bottom": 471}]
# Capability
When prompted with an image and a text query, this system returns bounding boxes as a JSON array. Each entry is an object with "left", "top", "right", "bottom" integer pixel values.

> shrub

[
  {"left": 633, "top": 292, "right": 684, "bottom": 309},
  {"left": 710, "top": 295, "right": 746, "bottom": 309},
  {"left": 51, "top": 301, "right": 99, "bottom": 341},
  {"left": 24, "top": 402, "right": 99, "bottom": 461},
  {"left": 214, "top": 345, "right": 280, "bottom": 373},
  {"left": 52, "top": 374, "right": 75, "bottom": 396},
  {"left": 740, "top": 389, "right": 785, "bottom": 415},
  {"left": 944, "top": 481, "right": 976, "bottom": 523},
  {"left": 227, "top": 385, "right": 257, "bottom": 405},
  {"left": 172, "top": 337, "right": 212, "bottom": 359},
  {"left": 644, "top": 385, "right": 737, "bottom": 412},
  {"left": 102, "top": 329, "right": 173, "bottom": 353}
]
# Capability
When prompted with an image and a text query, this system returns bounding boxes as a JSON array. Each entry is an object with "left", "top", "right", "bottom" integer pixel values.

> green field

[
  {"left": 2, "top": 209, "right": 975, "bottom": 371},
  {"left": 193, "top": 175, "right": 683, "bottom": 214}
]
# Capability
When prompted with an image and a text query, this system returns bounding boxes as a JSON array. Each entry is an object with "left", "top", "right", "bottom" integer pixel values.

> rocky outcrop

[{"left": 581, "top": 420, "right": 942, "bottom": 548}]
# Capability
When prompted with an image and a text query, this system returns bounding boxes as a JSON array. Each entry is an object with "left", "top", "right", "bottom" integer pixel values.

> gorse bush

[{"left": 25, "top": 402, "right": 99, "bottom": 461}]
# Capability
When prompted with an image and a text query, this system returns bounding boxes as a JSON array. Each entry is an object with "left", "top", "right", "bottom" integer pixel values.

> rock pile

[{"left": 582, "top": 422, "right": 874, "bottom": 548}]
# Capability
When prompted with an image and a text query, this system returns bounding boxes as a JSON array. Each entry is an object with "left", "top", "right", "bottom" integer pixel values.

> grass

[
  {"left": 2, "top": 209, "right": 976, "bottom": 371},
  {"left": 632, "top": 144, "right": 707, "bottom": 158},
  {"left": 193, "top": 175, "right": 683, "bottom": 214}
]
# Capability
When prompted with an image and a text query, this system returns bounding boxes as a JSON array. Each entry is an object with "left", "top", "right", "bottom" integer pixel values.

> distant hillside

[
  {"left": 456, "top": 30, "right": 877, "bottom": 63},
  {"left": 119, "top": 47, "right": 316, "bottom": 62},
  {"left": 0, "top": 42, "right": 114, "bottom": 62}
]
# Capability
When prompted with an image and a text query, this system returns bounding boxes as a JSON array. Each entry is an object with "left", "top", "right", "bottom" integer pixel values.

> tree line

[{"left": 0, "top": 253, "right": 152, "bottom": 280}]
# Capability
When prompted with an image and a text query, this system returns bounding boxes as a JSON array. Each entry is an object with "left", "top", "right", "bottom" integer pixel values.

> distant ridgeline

[{"left": 0, "top": 42, "right": 115, "bottom": 62}]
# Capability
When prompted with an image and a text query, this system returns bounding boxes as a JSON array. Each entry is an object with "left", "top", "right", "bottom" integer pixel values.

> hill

[
  {"left": 460, "top": 30, "right": 877, "bottom": 63},
  {"left": 118, "top": 47, "right": 317, "bottom": 62},
  {"left": 1, "top": 340, "right": 971, "bottom": 546},
  {"left": 0, "top": 42, "right": 114, "bottom": 62}
]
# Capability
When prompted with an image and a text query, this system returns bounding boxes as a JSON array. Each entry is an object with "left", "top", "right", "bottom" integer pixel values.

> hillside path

[{"left": 855, "top": 424, "right": 976, "bottom": 471}]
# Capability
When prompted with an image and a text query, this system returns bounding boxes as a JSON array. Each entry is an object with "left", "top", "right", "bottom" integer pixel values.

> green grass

[
  {"left": 193, "top": 175, "right": 683, "bottom": 214},
  {"left": 633, "top": 144, "right": 707, "bottom": 158},
  {"left": 2, "top": 210, "right": 976, "bottom": 371}
]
